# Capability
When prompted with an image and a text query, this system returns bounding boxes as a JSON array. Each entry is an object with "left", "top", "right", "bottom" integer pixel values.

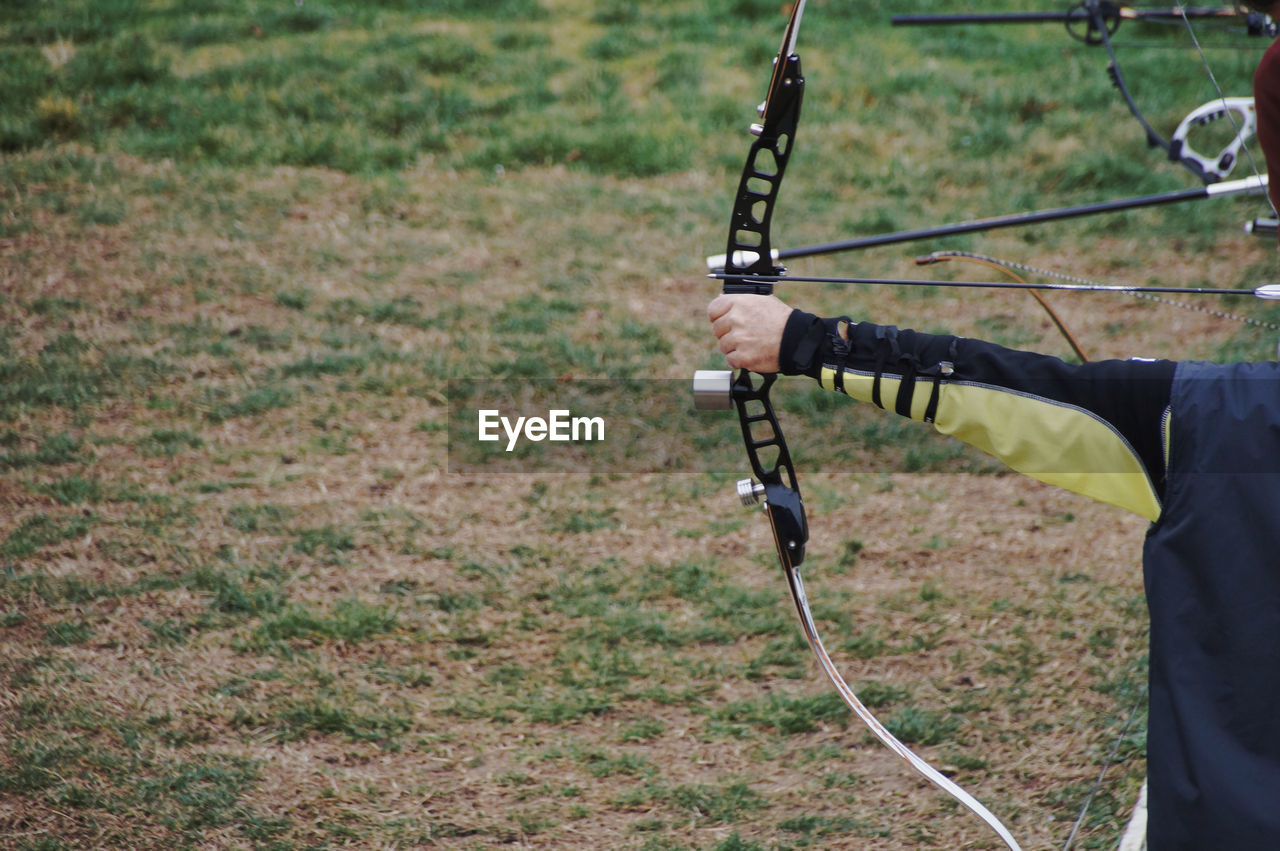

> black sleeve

[{"left": 780, "top": 309, "right": 1176, "bottom": 518}]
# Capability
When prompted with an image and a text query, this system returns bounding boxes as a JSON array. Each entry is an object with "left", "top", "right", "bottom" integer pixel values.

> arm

[{"left": 709, "top": 294, "right": 1175, "bottom": 520}]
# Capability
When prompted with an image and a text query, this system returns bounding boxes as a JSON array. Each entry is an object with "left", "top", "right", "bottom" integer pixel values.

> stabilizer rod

[{"left": 707, "top": 174, "right": 1268, "bottom": 271}]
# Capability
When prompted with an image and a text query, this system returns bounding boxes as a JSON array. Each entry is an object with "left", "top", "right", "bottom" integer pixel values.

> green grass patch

[
  {"left": 253, "top": 599, "right": 397, "bottom": 647},
  {"left": 275, "top": 698, "right": 411, "bottom": 744},
  {"left": 714, "top": 690, "right": 851, "bottom": 736},
  {"left": 1, "top": 513, "right": 94, "bottom": 559}
]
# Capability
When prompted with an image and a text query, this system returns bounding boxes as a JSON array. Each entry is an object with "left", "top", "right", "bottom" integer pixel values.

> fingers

[
  {"left": 707, "top": 293, "right": 788, "bottom": 334},
  {"left": 707, "top": 293, "right": 734, "bottom": 324},
  {"left": 705, "top": 293, "right": 791, "bottom": 373},
  {"left": 717, "top": 331, "right": 743, "bottom": 370}
]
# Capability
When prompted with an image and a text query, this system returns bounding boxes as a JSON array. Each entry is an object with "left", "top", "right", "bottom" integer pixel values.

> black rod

[
  {"left": 891, "top": 8, "right": 1239, "bottom": 27},
  {"left": 892, "top": 12, "right": 1086, "bottom": 25},
  {"left": 776, "top": 187, "right": 1204, "bottom": 258},
  {"left": 706, "top": 176, "right": 1267, "bottom": 269}
]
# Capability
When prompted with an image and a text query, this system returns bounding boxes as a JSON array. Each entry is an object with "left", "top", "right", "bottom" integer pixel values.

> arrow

[{"left": 710, "top": 272, "right": 1280, "bottom": 299}]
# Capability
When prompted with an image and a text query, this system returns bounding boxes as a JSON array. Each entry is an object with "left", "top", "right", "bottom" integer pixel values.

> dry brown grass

[{"left": 2, "top": 15, "right": 1279, "bottom": 846}]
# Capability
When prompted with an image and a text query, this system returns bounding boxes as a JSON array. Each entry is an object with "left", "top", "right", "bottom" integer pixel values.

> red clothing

[{"left": 1253, "top": 36, "right": 1280, "bottom": 228}]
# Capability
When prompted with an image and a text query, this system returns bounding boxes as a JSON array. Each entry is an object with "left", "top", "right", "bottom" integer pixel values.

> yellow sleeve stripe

[{"left": 820, "top": 366, "right": 1162, "bottom": 522}]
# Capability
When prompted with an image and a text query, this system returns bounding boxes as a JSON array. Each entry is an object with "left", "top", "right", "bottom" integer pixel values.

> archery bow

[{"left": 693, "top": 3, "right": 1024, "bottom": 848}]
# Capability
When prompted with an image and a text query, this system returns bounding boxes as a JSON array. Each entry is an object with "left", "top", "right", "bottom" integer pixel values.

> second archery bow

[{"left": 893, "top": 1, "right": 1270, "bottom": 183}]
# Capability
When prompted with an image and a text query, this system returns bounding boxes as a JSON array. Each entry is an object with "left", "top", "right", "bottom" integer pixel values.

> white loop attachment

[{"left": 1170, "top": 97, "right": 1256, "bottom": 182}]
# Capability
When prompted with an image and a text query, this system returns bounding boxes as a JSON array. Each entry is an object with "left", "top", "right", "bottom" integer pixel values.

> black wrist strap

[
  {"left": 779, "top": 310, "right": 826, "bottom": 376},
  {"left": 868, "top": 327, "right": 956, "bottom": 422},
  {"left": 829, "top": 317, "right": 853, "bottom": 394},
  {"left": 920, "top": 339, "right": 959, "bottom": 424},
  {"left": 871, "top": 325, "right": 901, "bottom": 410}
]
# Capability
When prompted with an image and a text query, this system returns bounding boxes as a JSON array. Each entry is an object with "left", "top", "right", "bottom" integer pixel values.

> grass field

[{"left": 3, "top": 1, "right": 1279, "bottom": 848}]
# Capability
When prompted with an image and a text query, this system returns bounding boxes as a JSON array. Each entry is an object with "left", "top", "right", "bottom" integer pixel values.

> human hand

[{"left": 707, "top": 293, "right": 793, "bottom": 373}]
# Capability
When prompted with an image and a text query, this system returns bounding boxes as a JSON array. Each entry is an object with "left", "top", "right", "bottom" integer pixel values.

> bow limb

[
  {"left": 1084, "top": 1, "right": 1203, "bottom": 179},
  {"left": 695, "top": 360, "right": 1021, "bottom": 848},
  {"left": 723, "top": 0, "right": 806, "bottom": 288},
  {"left": 784, "top": 562, "right": 1024, "bottom": 851}
]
